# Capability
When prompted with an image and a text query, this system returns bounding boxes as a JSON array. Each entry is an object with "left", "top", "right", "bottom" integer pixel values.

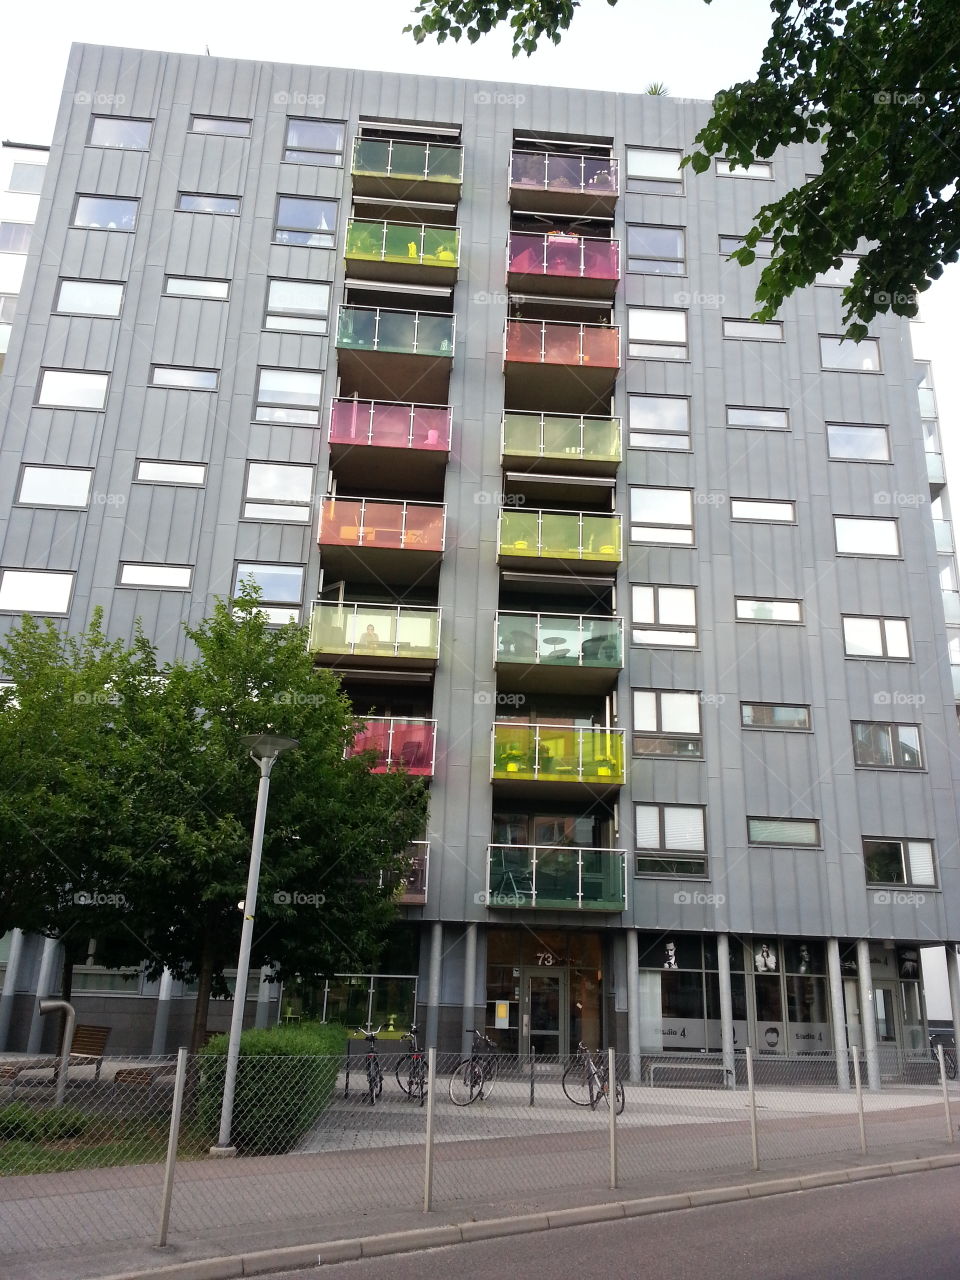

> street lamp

[{"left": 213, "top": 732, "right": 299, "bottom": 1154}]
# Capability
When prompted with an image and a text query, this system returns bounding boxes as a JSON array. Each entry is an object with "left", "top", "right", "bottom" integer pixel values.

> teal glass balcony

[
  {"left": 501, "top": 411, "right": 621, "bottom": 475},
  {"left": 486, "top": 844, "right": 626, "bottom": 911},
  {"left": 309, "top": 602, "right": 440, "bottom": 671},
  {"left": 352, "top": 137, "right": 463, "bottom": 199},
  {"left": 380, "top": 842, "right": 429, "bottom": 906},
  {"left": 507, "top": 231, "right": 619, "bottom": 298},
  {"left": 495, "top": 611, "right": 622, "bottom": 693},
  {"left": 336, "top": 306, "right": 455, "bottom": 403},
  {"left": 509, "top": 150, "right": 619, "bottom": 215},
  {"left": 345, "top": 220, "right": 460, "bottom": 283},
  {"left": 498, "top": 509, "right": 622, "bottom": 572},
  {"left": 491, "top": 722, "right": 625, "bottom": 787}
]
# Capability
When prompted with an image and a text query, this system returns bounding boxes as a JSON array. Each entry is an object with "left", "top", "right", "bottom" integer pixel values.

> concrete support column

[
  {"left": 947, "top": 946, "right": 960, "bottom": 1064},
  {"left": 425, "top": 922, "right": 443, "bottom": 1049},
  {"left": 826, "top": 938, "right": 850, "bottom": 1091},
  {"left": 26, "top": 937, "right": 60, "bottom": 1054},
  {"left": 717, "top": 933, "right": 737, "bottom": 1089},
  {"left": 461, "top": 922, "right": 478, "bottom": 1056},
  {"left": 255, "top": 966, "right": 273, "bottom": 1030},
  {"left": 0, "top": 929, "right": 26, "bottom": 1050},
  {"left": 150, "top": 968, "right": 175, "bottom": 1056},
  {"left": 625, "top": 928, "right": 641, "bottom": 1083},
  {"left": 856, "top": 939, "right": 881, "bottom": 1092}
]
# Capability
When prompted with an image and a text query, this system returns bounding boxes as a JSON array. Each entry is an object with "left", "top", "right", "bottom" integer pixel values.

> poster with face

[
  {"left": 754, "top": 942, "right": 778, "bottom": 972},
  {"left": 664, "top": 940, "right": 678, "bottom": 969}
]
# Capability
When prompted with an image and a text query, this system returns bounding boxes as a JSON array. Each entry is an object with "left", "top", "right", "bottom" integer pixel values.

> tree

[{"left": 406, "top": 0, "right": 960, "bottom": 337}]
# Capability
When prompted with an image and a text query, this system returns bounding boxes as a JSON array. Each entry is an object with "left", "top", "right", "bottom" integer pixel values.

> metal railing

[
  {"left": 329, "top": 398, "right": 451, "bottom": 451},
  {"left": 504, "top": 318, "right": 619, "bottom": 367},
  {"left": 345, "top": 220, "right": 460, "bottom": 268},
  {"left": 309, "top": 601, "right": 441, "bottom": 660},
  {"left": 498, "top": 508, "right": 622, "bottom": 562},
  {"left": 352, "top": 136, "right": 464, "bottom": 183},
  {"left": 348, "top": 716, "right": 437, "bottom": 775},
  {"left": 491, "top": 722, "right": 626, "bottom": 783},
  {"left": 495, "top": 610, "right": 623, "bottom": 669},
  {"left": 485, "top": 843, "right": 627, "bottom": 910},
  {"left": 318, "top": 496, "right": 447, "bottom": 551},
  {"left": 509, "top": 149, "right": 619, "bottom": 195},
  {"left": 337, "top": 305, "right": 455, "bottom": 357},
  {"left": 501, "top": 410, "right": 621, "bottom": 463},
  {"left": 507, "top": 231, "right": 619, "bottom": 280}
]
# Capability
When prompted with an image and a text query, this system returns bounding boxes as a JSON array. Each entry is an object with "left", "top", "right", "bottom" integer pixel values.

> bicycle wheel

[
  {"left": 395, "top": 1054, "right": 414, "bottom": 1096},
  {"left": 562, "top": 1059, "right": 593, "bottom": 1106},
  {"left": 367, "top": 1057, "right": 383, "bottom": 1105},
  {"left": 479, "top": 1055, "right": 497, "bottom": 1100},
  {"left": 414, "top": 1058, "right": 428, "bottom": 1106},
  {"left": 449, "top": 1058, "right": 483, "bottom": 1105}
]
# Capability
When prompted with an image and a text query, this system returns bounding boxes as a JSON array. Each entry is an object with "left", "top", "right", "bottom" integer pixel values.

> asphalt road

[{"left": 255, "top": 1167, "right": 960, "bottom": 1280}]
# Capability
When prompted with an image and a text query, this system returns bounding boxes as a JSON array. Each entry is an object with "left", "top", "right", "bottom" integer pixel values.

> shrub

[{"left": 0, "top": 1102, "right": 91, "bottom": 1141}]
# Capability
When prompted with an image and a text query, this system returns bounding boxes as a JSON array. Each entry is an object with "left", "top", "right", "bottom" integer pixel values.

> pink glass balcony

[
  {"left": 508, "top": 232, "right": 619, "bottom": 295},
  {"left": 329, "top": 399, "right": 451, "bottom": 451},
  {"left": 348, "top": 717, "right": 436, "bottom": 776},
  {"left": 318, "top": 497, "right": 446, "bottom": 551},
  {"left": 505, "top": 319, "right": 619, "bottom": 368}
]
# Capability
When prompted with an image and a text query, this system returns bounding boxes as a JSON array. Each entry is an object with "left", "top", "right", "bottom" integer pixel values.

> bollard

[
  {"left": 156, "top": 1048, "right": 189, "bottom": 1247},
  {"left": 937, "top": 1044, "right": 954, "bottom": 1144},
  {"left": 850, "top": 1046, "right": 867, "bottom": 1155},
  {"left": 745, "top": 1046, "right": 759, "bottom": 1171},
  {"left": 423, "top": 1047, "right": 436, "bottom": 1212},
  {"left": 608, "top": 1047, "right": 618, "bottom": 1189}
]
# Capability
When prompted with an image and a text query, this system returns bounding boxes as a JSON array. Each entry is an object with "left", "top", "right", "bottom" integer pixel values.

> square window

[
  {"left": 748, "top": 817, "right": 820, "bottom": 846},
  {"left": 820, "top": 335, "right": 881, "bottom": 371},
  {"left": 835, "top": 517, "right": 900, "bottom": 556},
  {"left": 135, "top": 460, "right": 207, "bottom": 485},
  {"left": 189, "top": 116, "right": 251, "bottom": 137},
  {"left": 632, "top": 584, "right": 697, "bottom": 647},
  {"left": 852, "top": 722, "right": 922, "bottom": 769},
  {"left": 723, "top": 318, "right": 783, "bottom": 340},
  {"left": 628, "top": 395, "right": 690, "bottom": 450},
  {"left": 37, "top": 369, "right": 109, "bottom": 410},
  {"left": 717, "top": 159, "right": 772, "bottom": 178},
  {"left": 626, "top": 225, "right": 684, "bottom": 274},
  {"left": 234, "top": 562, "right": 304, "bottom": 622},
  {"left": 255, "top": 368, "right": 323, "bottom": 425},
  {"left": 18, "top": 466, "right": 93, "bottom": 508},
  {"left": 741, "top": 703, "right": 811, "bottom": 731},
  {"left": 726, "top": 406, "right": 789, "bottom": 430},
  {"left": 633, "top": 689, "right": 702, "bottom": 757},
  {"left": 72, "top": 196, "right": 138, "bottom": 232},
  {"left": 735, "top": 598, "right": 802, "bottom": 623},
  {"left": 55, "top": 280, "right": 124, "bottom": 316},
  {"left": 0, "top": 222, "right": 31, "bottom": 252},
  {"left": 119, "top": 564, "right": 193, "bottom": 588},
  {"left": 176, "top": 193, "right": 241, "bottom": 215},
  {"left": 863, "top": 837, "right": 936, "bottom": 887},
  {"left": 283, "top": 119, "right": 345, "bottom": 165},
  {"left": 630, "top": 486, "right": 694, "bottom": 544},
  {"left": 628, "top": 307, "right": 687, "bottom": 359},
  {"left": 826, "top": 423, "right": 890, "bottom": 462},
  {"left": 730, "top": 499, "right": 795, "bottom": 523},
  {"left": 9, "top": 162, "right": 45, "bottom": 194},
  {"left": 625, "top": 147, "right": 683, "bottom": 193},
  {"left": 88, "top": 118, "right": 152, "bottom": 149},
  {"left": 264, "top": 279, "right": 331, "bottom": 334},
  {"left": 243, "top": 462, "right": 314, "bottom": 522},
  {"left": 842, "top": 615, "right": 910, "bottom": 659},
  {"left": 150, "top": 366, "right": 218, "bottom": 391},
  {"left": 634, "top": 803, "right": 707, "bottom": 877},
  {"left": 0, "top": 569, "right": 73, "bottom": 613},
  {"left": 164, "top": 277, "right": 230, "bottom": 300},
  {"left": 273, "top": 196, "right": 338, "bottom": 248}
]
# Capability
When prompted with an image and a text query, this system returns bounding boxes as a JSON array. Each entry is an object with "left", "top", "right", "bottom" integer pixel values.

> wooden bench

[{"left": 648, "top": 1060, "right": 731, "bottom": 1088}]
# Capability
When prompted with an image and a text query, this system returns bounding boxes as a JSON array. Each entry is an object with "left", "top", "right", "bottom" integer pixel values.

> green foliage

[
  {"left": 0, "top": 1102, "right": 91, "bottom": 1141},
  {"left": 200, "top": 1021, "right": 349, "bottom": 1058}
]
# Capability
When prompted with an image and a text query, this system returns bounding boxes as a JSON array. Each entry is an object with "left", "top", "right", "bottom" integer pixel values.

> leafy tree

[{"left": 406, "top": 0, "right": 960, "bottom": 337}]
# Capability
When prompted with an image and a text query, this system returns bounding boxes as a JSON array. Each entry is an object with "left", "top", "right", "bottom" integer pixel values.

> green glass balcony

[
  {"left": 352, "top": 137, "right": 464, "bottom": 199},
  {"left": 486, "top": 844, "right": 626, "bottom": 911},
  {"left": 498, "top": 509, "right": 621, "bottom": 570},
  {"left": 345, "top": 220, "right": 460, "bottom": 283},
  {"left": 501, "top": 411, "right": 621, "bottom": 475},
  {"left": 491, "top": 722, "right": 625, "bottom": 786},
  {"left": 496, "top": 611, "right": 622, "bottom": 693},
  {"left": 309, "top": 602, "right": 441, "bottom": 670}
]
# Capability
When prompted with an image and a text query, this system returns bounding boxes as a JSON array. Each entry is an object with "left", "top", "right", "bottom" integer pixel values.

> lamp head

[{"left": 240, "top": 733, "right": 300, "bottom": 762}]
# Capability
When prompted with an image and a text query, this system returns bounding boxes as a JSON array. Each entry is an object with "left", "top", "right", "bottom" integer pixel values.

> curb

[{"left": 99, "top": 1152, "right": 960, "bottom": 1280}]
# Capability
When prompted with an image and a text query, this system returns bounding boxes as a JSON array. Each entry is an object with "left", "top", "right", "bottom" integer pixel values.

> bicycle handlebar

[{"left": 355, "top": 1025, "right": 382, "bottom": 1041}]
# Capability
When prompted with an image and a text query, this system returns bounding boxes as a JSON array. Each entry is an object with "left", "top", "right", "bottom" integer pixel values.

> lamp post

[{"left": 212, "top": 733, "right": 299, "bottom": 1154}]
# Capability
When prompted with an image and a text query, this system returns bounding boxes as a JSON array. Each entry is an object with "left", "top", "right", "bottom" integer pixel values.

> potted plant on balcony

[
  {"left": 501, "top": 743, "right": 528, "bottom": 773},
  {"left": 594, "top": 756, "right": 618, "bottom": 777}
]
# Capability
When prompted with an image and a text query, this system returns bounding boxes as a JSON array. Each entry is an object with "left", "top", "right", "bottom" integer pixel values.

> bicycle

[
  {"left": 396, "top": 1023, "right": 428, "bottom": 1105},
  {"left": 448, "top": 1029, "right": 499, "bottom": 1106},
  {"left": 354, "top": 1024, "right": 384, "bottom": 1105},
  {"left": 930, "top": 1033, "right": 958, "bottom": 1079},
  {"left": 562, "top": 1042, "right": 625, "bottom": 1113}
]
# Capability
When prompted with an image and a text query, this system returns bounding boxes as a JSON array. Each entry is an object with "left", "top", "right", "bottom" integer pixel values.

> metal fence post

[
  {"left": 850, "top": 1046, "right": 867, "bottom": 1155},
  {"left": 937, "top": 1044, "right": 954, "bottom": 1144},
  {"left": 156, "top": 1048, "right": 189, "bottom": 1247},
  {"left": 745, "top": 1046, "right": 759, "bottom": 1171},
  {"left": 529, "top": 1048, "right": 536, "bottom": 1107},
  {"left": 423, "top": 1046, "right": 436, "bottom": 1213},
  {"left": 608, "top": 1047, "right": 618, "bottom": 1190}
]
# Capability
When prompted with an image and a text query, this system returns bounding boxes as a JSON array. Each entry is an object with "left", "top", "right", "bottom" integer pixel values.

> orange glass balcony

[
  {"left": 507, "top": 232, "right": 619, "bottom": 298},
  {"left": 319, "top": 496, "right": 446, "bottom": 586},
  {"left": 348, "top": 717, "right": 436, "bottom": 776},
  {"left": 328, "top": 398, "right": 451, "bottom": 490},
  {"left": 509, "top": 150, "right": 619, "bottom": 215},
  {"left": 504, "top": 319, "right": 619, "bottom": 414}
]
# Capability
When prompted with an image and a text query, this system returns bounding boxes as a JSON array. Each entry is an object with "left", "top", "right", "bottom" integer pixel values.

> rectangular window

[
  {"left": 633, "top": 689, "right": 702, "bottom": 758},
  {"left": 717, "top": 159, "right": 772, "bottom": 178},
  {"left": 72, "top": 196, "right": 138, "bottom": 231},
  {"left": 741, "top": 703, "right": 811, "bottom": 731},
  {"left": 176, "top": 193, "right": 241, "bottom": 215},
  {"left": 17, "top": 466, "right": 93, "bottom": 508},
  {"left": 820, "top": 335, "right": 881, "bottom": 371},
  {"left": 150, "top": 366, "right": 218, "bottom": 391},
  {"left": 273, "top": 195, "right": 338, "bottom": 248},
  {"left": 735, "top": 598, "right": 802, "bottom": 623},
  {"left": 626, "top": 225, "right": 684, "bottom": 274},
  {"left": 254, "top": 368, "right": 323, "bottom": 425},
  {"left": 135, "top": 460, "right": 207, "bottom": 485},
  {"left": 189, "top": 116, "right": 251, "bottom": 137},
  {"left": 264, "top": 279, "right": 331, "bottom": 334},
  {"left": 731, "top": 498, "right": 796, "bottom": 523},
  {"left": 234, "top": 562, "right": 304, "bottom": 624},
  {"left": 8, "top": 162, "right": 45, "bottom": 194},
  {"left": 852, "top": 722, "right": 922, "bottom": 769},
  {"left": 719, "top": 235, "right": 774, "bottom": 257},
  {"left": 283, "top": 119, "right": 345, "bottom": 165},
  {"left": 748, "top": 817, "right": 820, "bottom": 846},
  {"left": 0, "top": 222, "right": 31, "bottom": 252},
  {"left": 625, "top": 146, "right": 683, "bottom": 192},
  {"left": 632, "top": 585, "right": 697, "bottom": 647},
  {"left": 628, "top": 307, "right": 687, "bottom": 359},
  {"left": 826, "top": 423, "right": 890, "bottom": 462},
  {"left": 842, "top": 615, "right": 910, "bottom": 659},
  {"left": 863, "top": 838, "right": 936, "bottom": 887},
  {"left": 630, "top": 486, "right": 694, "bottom": 545},
  {"left": 0, "top": 569, "right": 73, "bottom": 614},
  {"left": 628, "top": 394, "right": 690, "bottom": 450},
  {"left": 635, "top": 804, "right": 707, "bottom": 877},
  {"left": 243, "top": 462, "right": 314, "bottom": 522},
  {"left": 36, "top": 369, "right": 108, "bottom": 410},
  {"left": 164, "top": 277, "right": 230, "bottom": 300},
  {"left": 726, "top": 406, "right": 789, "bottom": 430},
  {"left": 835, "top": 516, "right": 900, "bottom": 557},
  {"left": 88, "top": 117, "right": 152, "bottom": 149},
  {"left": 119, "top": 564, "right": 193, "bottom": 589},
  {"left": 723, "top": 318, "right": 783, "bottom": 340},
  {"left": 55, "top": 280, "right": 124, "bottom": 316}
]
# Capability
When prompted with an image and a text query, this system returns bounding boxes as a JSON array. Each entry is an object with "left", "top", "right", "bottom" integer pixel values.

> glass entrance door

[
  {"left": 874, "top": 982, "right": 902, "bottom": 1078},
  {"left": 524, "top": 969, "right": 568, "bottom": 1057}
]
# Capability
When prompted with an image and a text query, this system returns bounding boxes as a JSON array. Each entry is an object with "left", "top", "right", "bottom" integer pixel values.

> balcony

[
  {"left": 927, "top": 451, "right": 946, "bottom": 489},
  {"left": 352, "top": 137, "right": 463, "bottom": 201},
  {"left": 952, "top": 665, "right": 960, "bottom": 702},
  {"left": 319, "top": 497, "right": 446, "bottom": 585},
  {"left": 348, "top": 717, "right": 436, "bottom": 776},
  {"left": 328, "top": 398, "right": 451, "bottom": 490},
  {"left": 504, "top": 319, "right": 619, "bottom": 413},
  {"left": 495, "top": 611, "right": 622, "bottom": 694},
  {"left": 509, "top": 150, "right": 619, "bottom": 215},
  {"left": 501, "top": 411, "right": 621, "bottom": 476},
  {"left": 336, "top": 306, "right": 455, "bottom": 403},
  {"left": 485, "top": 844, "right": 626, "bottom": 912},
  {"left": 507, "top": 232, "right": 619, "bottom": 298},
  {"left": 498, "top": 509, "right": 621, "bottom": 573},
  {"left": 943, "top": 591, "right": 960, "bottom": 625},
  {"left": 491, "top": 722, "right": 625, "bottom": 795},
  {"left": 934, "top": 519, "right": 954, "bottom": 553},
  {"left": 345, "top": 221, "right": 460, "bottom": 284},
  {"left": 309, "top": 602, "right": 440, "bottom": 671},
  {"left": 380, "top": 842, "right": 430, "bottom": 906}
]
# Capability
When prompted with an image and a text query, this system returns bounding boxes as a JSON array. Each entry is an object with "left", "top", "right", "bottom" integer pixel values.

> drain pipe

[{"left": 39, "top": 999, "right": 76, "bottom": 1107}]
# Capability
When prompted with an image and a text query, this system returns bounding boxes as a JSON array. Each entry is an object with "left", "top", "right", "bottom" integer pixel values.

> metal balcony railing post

[
  {"left": 412, "top": 309, "right": 420, "bottom": 354},
  {"left": 372, "top": 307, "right": 381, "bottom": 351}
]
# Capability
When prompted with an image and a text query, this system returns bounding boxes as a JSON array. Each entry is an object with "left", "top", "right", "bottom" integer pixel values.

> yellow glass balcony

[
  {"left": 345, "top": 221, "right": 460, "bottom": 283},
  {"left": 491, "top": 722, "right": 625, "bottom": 785},
  {"left": 485, "top": 844, "right": 626, "bottom": 911},
  {"left": 501, "top": 411, "right": 621, "bottom": 473},
  {"left": 498, "top": 509, "right": 621, "bottom": 568},
  {"left": 309, "top": 602, "right": 440, "bottom": 668}
]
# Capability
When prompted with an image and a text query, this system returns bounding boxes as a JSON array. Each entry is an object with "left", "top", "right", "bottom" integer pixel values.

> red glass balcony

[
  {"left": 348, "top": 717, "right": 436, "bottom": 776},
  {"left": 509, "top": 150, "right": 619, "bottom": 215},
  {"left": 318, "top": 497, "right": 446, "bottom": 586},
  {"left": 328, "top": 399, "right": 451, "bottom": 491},
  {"left": 504, "top": 319, "right": 620, "bottom": 414},
  {"left": 507, "top": 232, "right": 619, "bottom": 298}
]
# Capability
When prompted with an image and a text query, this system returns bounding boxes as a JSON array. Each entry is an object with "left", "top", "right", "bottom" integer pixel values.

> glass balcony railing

[
  {"left": 510, "top": 150, "right": 619, "bottom": 197},
  {"left": 319, "top": 497, "right": 446, "bottom": 552},
  {"left": 309, "top": 602, "right": 441, "bottom": 660},
  {"left": 491, "top": 722, "right": 625, "bottom": 784},
  {"left": 505, "top": 319, "right": 619, "bottom": 368},
  {"left": 927, "top": 451, "right": 946, "bottom": 486},
  {"left": 934, "top": 520, "right": 954, "bottom": 553},
  {"left": 496, "top": 611, "right": 622, "bottom": 670},
  {"left": 486, "top": 844, "right": 626, "bottom": 911},
  {"left": 501, "top": 411, "right": 621, "bottom": 464},
  {"left": 337, "top": 306, "right": 455, "bottom": 357},
  {"left": 943, "top": 591, "right": 960, "bottom": 625},
  {"left": 508, "top": 232, "right": 619, "bottom": 282},
  {"left": 329, "top": 399, "right": 451, "bottom": 451},
  {"left": 498, "top": 509, "right": 621, "bottom": 563},
  {"left": 352, "top": 137, "right": 464, "bottom": 184},
  {"left": 380, "top": 842, "right": 429, "bottom": 905},
  {"left": 348, "top": 717, "right": 436, "bottom": 776},
  {"left": 345, "top": 220, "right": 460, "bottom": 270},
  {"left": 952, "top": 665, "right": 960, "bottom": 701}
]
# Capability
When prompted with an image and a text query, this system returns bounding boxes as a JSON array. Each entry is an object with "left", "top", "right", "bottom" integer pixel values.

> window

[
  {"left": 135, "top": 460, "right": 206, "bottom": 485},
  {"left": 632, "top": 585, "right": 697, "bottom": 647},
  {"left": 149, "top": 366, "right": 218, "bottom": 390},
  {"left": 818, "top": 257, "right": 859, "bottom": 287},
  {"left": 853, "top": 722, "right": 922, "bottom": 769},
  {"left": 717, "top": 159, "right": 772, "bottom": 178},
  {"left": 735, "top": 598, "right": 802, "bottom": 623},
  {"left": 243, "top": 462, "right": 314, "bottom": 522},
  {"left": 826, "top": 423, "right": 890, "bottom": 462},
  {"left": 8, "top": 162, "right": 45, "bottom": 194},
  {"left": 0, "top": 296, "right": 14, "bottom": 323},
  {"left": 88, "top": 117, "right": 152, "bottom": 149},
  {"left": 72, "top": 196, "right": 138, "bottom": 231},
  {"left": 628, "top": 307, "right": 687, "bottom": 359},
  {"left": 234, "top": 563, "right": 304, "bottom": 624},
  {"left": 635, "top": 804, "right": 707, "bottom": 876},
  {"left": 748, "top": 818, "right": 820, "bottom": 847},
  {"left": 741, "top": 703, "right": 811, "bottom": 731},
  {"left": 164, "top": 277, "right": 230, "bottom": 300},
  {"left": 273, "top": 195, "right": 337, "bottom": 248},
  {"left": 726, "top": 406, "right": 789, "bottom": 430},
  {"left": 0, "top": 569, "right": 73, "bottom": 614},
  {"left": 863, "top": 838, "right": 935, "bottom": 887},
  {"left": 119, "top": 564, "right": 193, "bottom": 589},
  {"left": 630, "top": 487, "right": 694, "bottom": 545},
  {"left": 842, "top": 615, "right": 910, "bottom": 659},
  {"left": 55, "top": 280, "right": 124, "bottom": 316},
  {"left": 176, "top": 193, "right": 241, "bottom": 215},
  {"left": 36, "top": 369, "right": 108, "bottom": 410},
  {"left": 17, "top": 466, "right": 93, "bottom": 508},
  {"left": 626, "top": 225, "right": 684, "bottom": 274},
  {"left": 628, "top": 394, "right": 690, "bottom": 450},
  {"left": 283, "top": 119, "right": 345, "bottom": 165},
  {"left": 723, "top": 318, "right": 783, "bottom": 340},
  {"left": 189, "top": 116, "right": 251, "bottom": 137},
  {"left": 254, "top": 368, "right": 323, "bottom": 425},
  {"left": 0, "top": 222, "right": 32, "bottom": 252},
  {"left": 264, "top": 280, "right": 331, "bottom": 334},
  {"left": 625, "top": 147, "right": 682, "bottom": 192},
  {"left": 633, "top": 690, "right": 702, "bottom": 758},
  {"left": 719, "top": 235, "right": 774, "bottom": 257},
  {"left": 835, "top": 517, "right": 900, "bottom": 557},
  {"left": 731, "top": 499, "right": 795, "bottom": 523},
  {"left": 820, "top": 336, "right": 881, "bottom": 371}
]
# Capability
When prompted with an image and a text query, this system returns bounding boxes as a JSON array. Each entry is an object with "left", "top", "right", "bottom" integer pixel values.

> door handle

[{"left": 522, "top": 1013, "right": 530, "bottom": 1038}]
